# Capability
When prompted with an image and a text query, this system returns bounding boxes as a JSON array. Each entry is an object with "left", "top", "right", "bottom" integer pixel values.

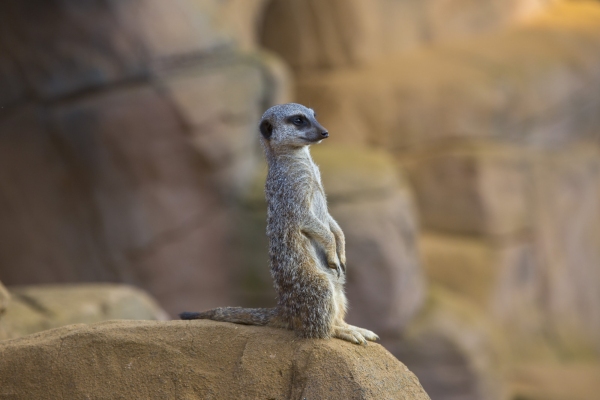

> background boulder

[{"left": 0, "top": 283, "right": 167, "bottom": 341}]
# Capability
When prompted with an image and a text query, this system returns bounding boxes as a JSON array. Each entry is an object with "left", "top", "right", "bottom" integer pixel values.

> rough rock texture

[
  {"left": 0, "top": 0, "right": 289, "bottom": 316},
  {"left": 0, "top": 284, "right": 168, "bottom": 341},
  {"left": 261, "top": 0, "right": 557, "bottom": 71},
  {"left": 235, "top": 146, "right": 425, "bottom": 335},
  {"left": 0, "top": 320, "right": 431, "bottom": 400}
]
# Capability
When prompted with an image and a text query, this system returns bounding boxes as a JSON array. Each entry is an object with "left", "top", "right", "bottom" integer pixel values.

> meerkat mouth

[
  {"left": 303, "top": 137, "right": 325, "bottom": 143},
  {"left": 303, "top": 139, "right": 323, "bottom": 145}
]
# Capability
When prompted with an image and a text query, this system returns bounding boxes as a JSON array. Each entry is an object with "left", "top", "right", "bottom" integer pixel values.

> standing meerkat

[{"left": 181, "top": 103, "right": 378, "bottom": 345}]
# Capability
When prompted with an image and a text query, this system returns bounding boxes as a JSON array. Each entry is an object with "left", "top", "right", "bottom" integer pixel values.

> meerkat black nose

[{"left": 321, "top": 131, "right": 329, "bottom": 138}]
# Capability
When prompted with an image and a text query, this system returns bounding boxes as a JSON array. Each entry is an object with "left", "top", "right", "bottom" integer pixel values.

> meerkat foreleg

[
  {"left": 328, "top": 216, "right": 346, "bottom": 272},
  {"left": 300, "top": 215, "right": 343, "bottom": 276}
]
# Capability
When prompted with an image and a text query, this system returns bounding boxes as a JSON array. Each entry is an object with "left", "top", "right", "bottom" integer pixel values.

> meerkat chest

[{"left": 308, "top": 172, "right": 329, "bottom": 222}]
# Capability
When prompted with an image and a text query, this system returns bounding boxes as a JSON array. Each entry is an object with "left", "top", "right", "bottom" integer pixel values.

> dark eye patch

[{"left": 287, "top": 115, "right": 308, "bottom": 127}]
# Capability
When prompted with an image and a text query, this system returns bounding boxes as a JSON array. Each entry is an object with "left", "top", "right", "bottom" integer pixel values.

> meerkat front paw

[
  {"left": 327, "top": 254, "right": 343, "bottom": 277},
  {"left": 337, "top": 253, "right": 346, "bottom": 274},
  {"left": 332, "top": 326, "right": 368, "bottom": 345},
  {"left": 338, "top": 251, "right": 346, "bottom": 268}
]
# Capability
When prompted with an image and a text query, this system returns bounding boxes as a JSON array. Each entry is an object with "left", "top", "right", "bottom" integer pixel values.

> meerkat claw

[
  {"left": 340, "top": 262, "right": 346, "bottom": 274},
  {"left": 328, "top": 261, "right": 342, "bottom": 278}
]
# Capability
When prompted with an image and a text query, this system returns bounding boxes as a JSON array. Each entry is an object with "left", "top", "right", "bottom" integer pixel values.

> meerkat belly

[{"left": 309, "top": 189, "right": 333, "bottom": 272}]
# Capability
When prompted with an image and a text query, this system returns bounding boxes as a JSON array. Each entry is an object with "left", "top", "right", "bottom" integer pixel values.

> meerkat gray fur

[{"left": 180, "top": 103, "right": 378, "bottom": 345}]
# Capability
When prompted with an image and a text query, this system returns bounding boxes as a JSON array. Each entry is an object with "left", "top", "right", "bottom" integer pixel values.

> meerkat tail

[{"left": 179, "top": 307, "right": 278, "bottom": 326}]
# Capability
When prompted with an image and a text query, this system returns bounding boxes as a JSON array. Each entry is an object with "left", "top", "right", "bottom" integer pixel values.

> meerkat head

[{"left": 259, "top": 103, "right": 328, "bottom": 153}]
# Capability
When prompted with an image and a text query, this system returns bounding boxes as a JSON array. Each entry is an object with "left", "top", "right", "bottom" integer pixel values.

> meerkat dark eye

[{"left": 288, "top": 115, "right": 307, "bottom": 127}]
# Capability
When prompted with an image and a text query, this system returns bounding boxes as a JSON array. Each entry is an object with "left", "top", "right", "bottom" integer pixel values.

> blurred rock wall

[
  {"left": 262, "top": 0, "right": 600, "bottom": 399},
  {"left": 0, "top": 0, "right": 285, "bottom": 315},
  {"left": 261, "top": 0, "right": 559, "bottom": 72},
  {"left": 264, "top": 0, "right": 600, "bottom": 352}
]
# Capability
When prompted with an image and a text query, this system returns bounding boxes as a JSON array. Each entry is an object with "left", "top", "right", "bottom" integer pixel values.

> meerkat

[{"left": 180, "top": 103, "right": 378, "bottom": 345}]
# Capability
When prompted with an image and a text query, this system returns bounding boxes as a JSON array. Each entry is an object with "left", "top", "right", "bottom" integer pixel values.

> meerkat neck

[{"left": 265, "top": 146, "right": 313, "bottom": 167}]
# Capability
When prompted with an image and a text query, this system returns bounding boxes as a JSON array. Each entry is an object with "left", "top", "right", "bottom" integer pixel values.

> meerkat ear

[{"left": 260, "top": 120, "right": 273, "bottom": 140}]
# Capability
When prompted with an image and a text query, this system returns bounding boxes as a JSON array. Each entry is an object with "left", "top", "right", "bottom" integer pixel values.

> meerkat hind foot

[
  {"left": 332, "top": 326, "right": 368, "bottom": 345},
  {"left": 345, "top": 324, "right": 379, "bottom": 342}
]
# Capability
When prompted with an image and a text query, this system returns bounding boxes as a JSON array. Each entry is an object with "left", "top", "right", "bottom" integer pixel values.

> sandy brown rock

[
  {"left": 0, "top": 320, "right": 430, "bottom": 400},
  {"left": 0, "top": 284, "right": 168, "bottom": 341}
]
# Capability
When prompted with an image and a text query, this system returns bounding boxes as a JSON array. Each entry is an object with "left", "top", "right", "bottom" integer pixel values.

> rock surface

[
  {"left": 0, "top": 320, "right": 431, "bottom": 400},
  {"left": 0, "top": 284, "right": 168, "bottom": 341}
]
